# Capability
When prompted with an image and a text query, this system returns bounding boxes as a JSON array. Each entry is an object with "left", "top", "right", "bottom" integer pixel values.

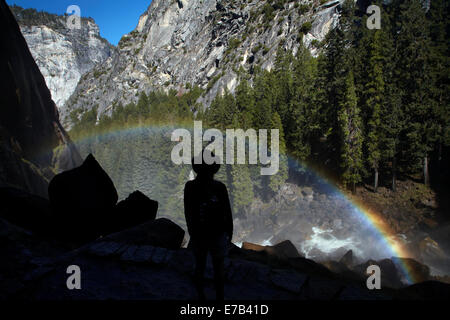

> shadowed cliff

[{"left": 0, "top": 0, "right": 81, "bottom": 198}]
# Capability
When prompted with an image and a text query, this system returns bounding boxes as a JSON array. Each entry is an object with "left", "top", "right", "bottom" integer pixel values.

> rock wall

[
  {"left": 10, "top": 5, "right": 114, "bottom": 112},
  {"left": 0, "top": 0, "right": 82, "bottom": 198},
  {"left": 64, "top": 0, "right": 344, "bottom": 127}
]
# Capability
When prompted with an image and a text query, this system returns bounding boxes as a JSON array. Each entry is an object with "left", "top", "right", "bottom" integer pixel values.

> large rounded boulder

[{"left": 111, "top": 191, "right": 158, "bottom": 233}]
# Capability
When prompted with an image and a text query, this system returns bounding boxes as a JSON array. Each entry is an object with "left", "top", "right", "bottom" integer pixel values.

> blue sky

[{"left": 6, "top": 0, "right": 152, "bottom": 45}]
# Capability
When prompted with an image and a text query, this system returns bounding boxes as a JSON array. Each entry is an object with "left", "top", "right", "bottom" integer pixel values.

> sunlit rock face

[
  {"left": 64, "top": 0, "right": 343, "bottom": 127},
  {"left": 11, "top": 6, "right": 114, "bottom": 112}
]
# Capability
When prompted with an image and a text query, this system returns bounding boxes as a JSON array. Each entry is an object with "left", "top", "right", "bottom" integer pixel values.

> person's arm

[
  {"left": 184, "top": 182, "right": 195, "bottom": 237},
  {"left": 221, "top": 184, "right": 233, "bottom": 241}
]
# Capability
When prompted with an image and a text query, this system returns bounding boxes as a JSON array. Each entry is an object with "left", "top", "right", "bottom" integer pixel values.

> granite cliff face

[
  {"left": 64, "top": 0, "right": 344, "bottom": 127},
  {"left": 10, "top": 5, "right": 114, "bottom": 112},
  {"left": 0, "top": 1, "right": 81, "bottom": 198}
]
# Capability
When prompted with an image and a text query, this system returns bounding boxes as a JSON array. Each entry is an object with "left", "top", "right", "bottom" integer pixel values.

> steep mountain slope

[
  {"left": 64, "top": 0, "right": 344, "bottom": 127},
  {"left": 0, "top": 0, "right": 81, "bottom": 198},
  {"left": 10, "top": 5, "right": 114, "bottom": 111}
]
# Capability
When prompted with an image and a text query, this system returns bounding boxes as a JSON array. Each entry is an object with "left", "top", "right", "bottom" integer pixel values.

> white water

[{"left": 301, "top": 227, "right": 363, "bottom": 259}]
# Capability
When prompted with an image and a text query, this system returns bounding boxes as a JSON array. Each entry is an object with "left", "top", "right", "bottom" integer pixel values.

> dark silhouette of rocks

[
  {"left": 2, "top": 219, "right": 447, "bottom": 300},
  {"left": 396, "top": 281, "right": 450, "bottom": 300},
  {"left": 48, "top": 154, "right": 118, "bottom": 242},
  {"left": 392, "top": 257, "right": 431, "bottom": 284},
  {"left": 47, "top": 154, "right": 165, "bottom": 244},
  {"left": 114, "top": 190, "right": 158, "bottom": 231},
  {"left": 0, "top": 0, "right": 81, "bottom": 198},
  {"left": 102, "top": 218, "right": 185, "bottom": 249},
  {"left": 242, "top": 240, "right": 302, "bottom": 259},
  {"left": 0, "top": 176, "right": 449, "bottom": 300},
  {"left": 339, "top": 250, "right": 354, "bottom": 268},
  {"left": 272, "top": 240, "right": 302, "bottom": 258},
  {"left": 0, "top": 187, "right": 52, "bottom": 235},
  {"left": 49, "top": 154, "right": 118, "bottom": 210}
]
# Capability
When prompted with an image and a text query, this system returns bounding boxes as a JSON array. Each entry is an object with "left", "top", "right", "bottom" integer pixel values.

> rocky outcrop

[
  {"left": 10, "top": 5, "right": 114, "bottom": 111},
  {"left": 64, "top": 0, "right": 344, "bottom": 126},
  {"left": 242, "top": 240, "right": 302, "bottom": 259},
  {"left": 2, "top": 212, "right": 448, "bottom": 300},
  {"left": 102, "top": 218, "right": 185, "bottom": 249},
  {"left": 0, "top": 164, "right": 448, "bottom": 300},
  {"left": 47, "top": 154, "right": 166, "bottom": 244},
  {"left": 115, "top": 190, "right": 159, "bottom": 230},
  {"left": 0, "top": 187, "right": 52, "bottom": 235},
  {"left": 48, "top": 154, "right": 118, "bottom": 242},
  {"left": 0, "top": 0, "right": 82, "bottom": 198}
]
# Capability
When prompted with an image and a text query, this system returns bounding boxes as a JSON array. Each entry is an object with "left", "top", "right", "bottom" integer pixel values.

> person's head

[{"left": 191, "top": 149, "right": 220, "bottom": 179}]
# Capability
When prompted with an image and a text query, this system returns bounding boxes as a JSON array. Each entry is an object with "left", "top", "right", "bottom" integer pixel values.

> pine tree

[
  {"left": 268, "top": 111, "right": 288, "bottom": 193},
  {"left": 363, "top": 30, "right": 384, "bottom": 192},
  {"left": 136, "top": 92, "right": 149, "bottom": 120},
  {"left": 396, "top": 0, "right": 437, "bottom": 185},
  {"left": 338, "top": 71, "right": 364, "bottom": 192},
  {"left": 231, "top": 163, "right": 254, "bottom": 217},
  {"left": 205, "top": 89, "right": 237, "bottom": 130},
  {"left": 317, "top": 0, "right": 356, "bottom": 173},
  {"left": 288, "top": 43, "right": 320, "bottom": 161},
  {"left": 427, "top": 0, "right": 450, "bottom": 182},
  {"left": 228, "top": 113, "right": 255, "bottom": 216},
  {"left": 253, "top": 70, "right": 274, "bottom": 130},
  {"left": 378, "top": 8, "right": 404, "bottom": 192},
  {"left": 273, "top": 48, "right": 294, "bottom": 125},
  {"left": 235, "top": 79, "right": 255, "bottom": 129}
]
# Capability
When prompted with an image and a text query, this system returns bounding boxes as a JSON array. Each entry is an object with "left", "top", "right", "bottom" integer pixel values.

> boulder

[
  {"left": 392, "top": 257, "right": 430, "bottom": 284},
  {"left": 242, "top": 240, "right": 301, "bottom": 259},
  {"left": 268, "top": 240, "right": 302, "bottom": 258},
  {"left": 112, "top": 191, "right": 158, "bottom": 232},
  {"left": 0, "top": 187, "right": 51, "bottom": 234},
  {"left": 321, "top": 260, "right": 363, "bottom": 283},
  {"left": 103, "top": 218, "right": 185, "bottom": 249},
  {"left": 339, "top": 250, "right": 354, "bottom": 268},
  {"left": 397, "top": 281, "right": 450, "bottom": 300},
  {"left": 242, "top": 242, "right": 266, "bottom": 252},
  {"left": 353, "top": 258, "right": 404, "bottom": 289},
  {"left": 48, "top": 154, "right": 118, "bottom": 242}
]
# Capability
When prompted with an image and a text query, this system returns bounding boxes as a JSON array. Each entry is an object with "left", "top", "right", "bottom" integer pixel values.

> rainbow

[
  {"left": 43, "top": 122, "right": 417, "bottom": 284},
  {"left": 288, "top": 160, "right": 416, "bottom": 284},
  {"left": 348, "top": 198, "right": 415, "bottom": 284}
]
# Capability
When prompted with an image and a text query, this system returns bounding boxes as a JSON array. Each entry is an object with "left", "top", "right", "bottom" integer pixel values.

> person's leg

[
  {"left": 193, "top": 245, "right": 208, "bottom": 300},
  {"left": 211, "top": 234, "right": 226, "bottom": 301},
  {"left": 211, "top": 254, "right": 224, "bottom": 301}
]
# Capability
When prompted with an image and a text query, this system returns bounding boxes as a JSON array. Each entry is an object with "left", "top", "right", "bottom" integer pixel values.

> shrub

[{"left": 300, "top": 21, "right": 312, "bottom": 34}]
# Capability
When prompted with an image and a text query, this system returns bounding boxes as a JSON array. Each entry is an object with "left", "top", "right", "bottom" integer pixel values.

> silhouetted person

[{"left": 184, "top": 150, "right": 233, "bottom": 301}]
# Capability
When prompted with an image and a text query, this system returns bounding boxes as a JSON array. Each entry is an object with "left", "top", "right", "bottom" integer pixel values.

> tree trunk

[
  {"left": 423, "top": 155, "right": 430, "bottom": 186},
  {"left": 374, "top": 168, "right": 379, "bottom": 193},
  {"left": 438, "top": 143, "right": 442, "bottom": 184},
  {"left": 392, "top": 157, "right": 397, "bottom": 192}
]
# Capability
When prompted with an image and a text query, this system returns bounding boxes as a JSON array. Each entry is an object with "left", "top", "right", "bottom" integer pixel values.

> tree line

[
  {"left": 70, "top": 0, "right": 449, "bottom": 216},
  {"left": 205, "top": 0, "right": 449, "bottom": 194}
]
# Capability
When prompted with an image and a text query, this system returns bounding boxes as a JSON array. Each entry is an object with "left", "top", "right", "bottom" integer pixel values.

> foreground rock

[
  {"left": 113, "top": 191, "right": 158, "bottom": 232},
  {"left": 242, "top": 240, "right": 302, "bottom": 259},
  {"left": 102, "top": 218, "right": 185, "bottom": 249},
  {"left": 0, "top": 187, "right": 52, "bottom": 235},
  {"left": 48, "top": 154, "right": 118, "bottom": 242},
  {"left": 1, "top": 213, "right": 449, "bottom": 300}
]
